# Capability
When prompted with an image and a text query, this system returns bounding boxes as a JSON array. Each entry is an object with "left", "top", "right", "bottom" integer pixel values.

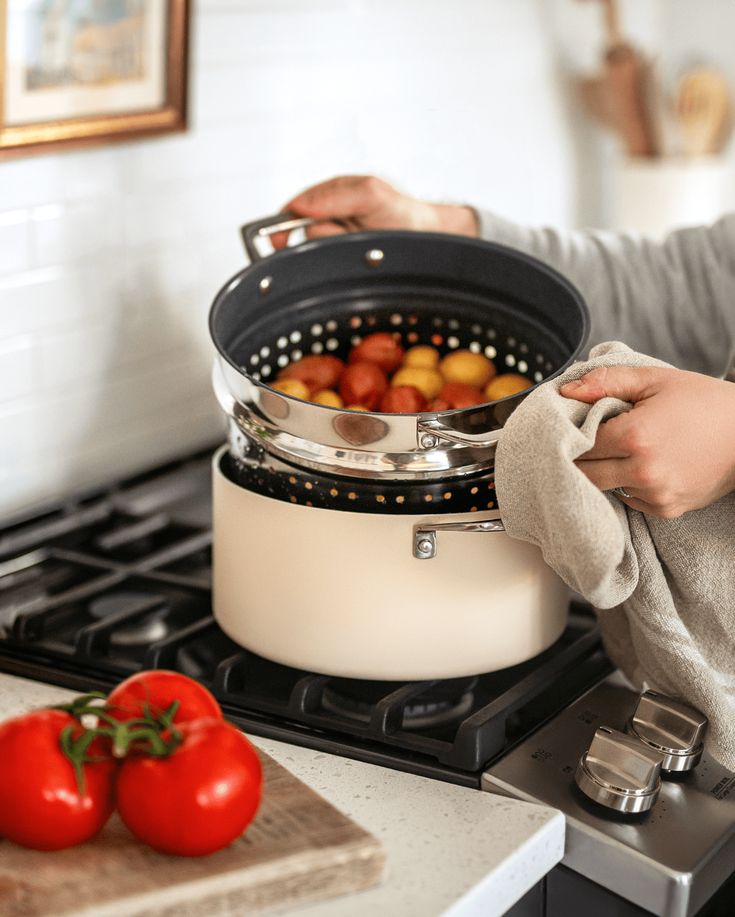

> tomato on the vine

[
  {"left": 0, "top": 709, "right": 115, "bottom": 851},
  {"left": 106, "top": 670, "right": 222, "bottom": 726},
  {"left": 116, "top": 718, "right": 263, "bottom": 856}
]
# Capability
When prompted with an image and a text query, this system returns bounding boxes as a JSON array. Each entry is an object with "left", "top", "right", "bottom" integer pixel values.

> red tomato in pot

[
  {"left": 379, "top": 385, "right": 427, "bottom": 413},
  {"left": 438, "top": 382, "right": 487, "bottom": 409},
  {"left": 348, "top": 332, "right": 404, "bottom": 374},
  {"left": 106, "top": 670, "right": 222, "bottom": 726},
  {"left": 277, "top": 355, "right": 344, "bottom": 394},
  {"left": 339, "top": 361, "right": 388, "bottom": 410},
  {"left": 116, "top": 718, "right": 263, "bottom": 856},
  {"left": 0, "top": 709, "right": 115, "bottom": 850}
]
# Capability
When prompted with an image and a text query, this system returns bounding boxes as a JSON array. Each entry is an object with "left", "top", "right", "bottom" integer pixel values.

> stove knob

[
  {"left": 627, "top": 690, "right": 707, "bottom": 773},
  {"left": 575, "top": 726, "right": 662, "bottom": 814}
]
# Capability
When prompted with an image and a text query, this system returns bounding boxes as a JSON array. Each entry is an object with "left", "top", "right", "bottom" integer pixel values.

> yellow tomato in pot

[
  {"left": 439, "top": 350, "right": 496, "bottom": 388},
  {"left": 271, "top": 378, "right": 310, "bottom": 400},
  {"left": 312, "top": 389, "right": 344, "bottom": 408},
  {"left": 391, "top": 367, "right": 443, "bottom": 400},
  {"left": 484, "top": 373, "right": 532, "bottom": 401},
  {"left": 403, "top": 345, "right": 440, "bottom": 370}
]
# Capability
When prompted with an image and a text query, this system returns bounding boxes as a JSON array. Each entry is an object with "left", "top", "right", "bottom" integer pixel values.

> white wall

[{"left": 1, "top": 0, "right": 732, "bottom": 518}]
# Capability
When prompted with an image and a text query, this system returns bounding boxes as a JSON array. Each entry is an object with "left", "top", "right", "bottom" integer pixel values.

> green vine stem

[{"left": 54, "top": 694, "right": 184, "bottom": 794}]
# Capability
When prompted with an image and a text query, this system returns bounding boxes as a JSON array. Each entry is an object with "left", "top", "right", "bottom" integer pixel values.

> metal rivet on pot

[
  {"left": 259, "top": 276, "right": 272, "bottom": 295},
  {"left": 365, "top": 248, "right": 384, "bottom": 267},
  {"left": 413, "top": 531, "right": 437, "bottom": 559},
  {"left": 420, "top": 433, "right": 439, "bottom": 449}
]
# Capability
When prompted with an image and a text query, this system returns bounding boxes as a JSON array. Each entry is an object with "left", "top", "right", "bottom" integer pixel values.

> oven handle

[{"left": 413, "top": 517, "right": 505, "bottom": 559}]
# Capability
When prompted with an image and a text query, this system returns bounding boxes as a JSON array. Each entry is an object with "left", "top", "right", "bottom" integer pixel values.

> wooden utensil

[
  {"left": 675, "top": 68, "right": 732, "bottom": 156},
  {"left": 0, "top": 749, "right": 386, "bottom": 917},
  {"left": 578, "top": 0, "right": 658, "bottom": 157}
]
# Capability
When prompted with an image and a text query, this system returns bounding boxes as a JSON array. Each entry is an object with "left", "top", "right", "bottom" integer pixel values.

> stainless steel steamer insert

[{"left": 209, "top": 213, "right": 590, "bottom": 482}]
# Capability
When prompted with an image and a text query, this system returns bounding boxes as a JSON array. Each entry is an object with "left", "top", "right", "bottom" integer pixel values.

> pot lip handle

[
  {"left": 240, "top": 212, "right": 316, "bottom": 263},
  {"left": 413, "top": 517, "right": 505, "bottom": 559},
  {"left": 417, "top": 418, "right": 504, "bottom": 450}
]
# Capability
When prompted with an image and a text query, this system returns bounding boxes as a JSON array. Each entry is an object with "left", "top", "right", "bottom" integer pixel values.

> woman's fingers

[
  {"left": 575, "top": 412, "right": 632, "bottom": 461},
  {"left": 271, "top": 176, "right": 398, "bottom": 249},
  {"left": 560, "top": 365, "right": 662, "bottom": 404},
  {"left": 287, "top": 175, "right": 395, "bottom": 220}
]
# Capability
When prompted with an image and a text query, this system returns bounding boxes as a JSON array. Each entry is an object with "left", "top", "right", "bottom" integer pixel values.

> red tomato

[
  {"left": 349, "top": 332, "right": 404, "bottom": 373},
  {"left": 106, "top": 670, "right": 222, "bottom": 727},
  {"left": 438, "top": 382, "right": 487, "bottom": 409},
  {"left": 116, "top": 718, "right": 263, "bottom": 856},
  {"left": 338, "top": 361, "right": 388, "bottom": 410},
  {"left": 278, "top": 355, "right": 344, "bottom": 393},
  {"left": 379, "top": 385, "right": 427, "bottom": 413},
  {"left": 0, "top": 709, "right": 115, "bottom": 850}
]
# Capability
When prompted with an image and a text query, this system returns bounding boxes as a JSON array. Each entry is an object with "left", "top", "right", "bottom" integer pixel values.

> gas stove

[{"left": 0, "top": 447, "right": 733, "bottom": 917}]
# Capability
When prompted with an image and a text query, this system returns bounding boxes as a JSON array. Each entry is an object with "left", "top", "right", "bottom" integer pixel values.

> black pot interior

[{"left": 210, "top": 230, "right": 589, "bottom": 404}]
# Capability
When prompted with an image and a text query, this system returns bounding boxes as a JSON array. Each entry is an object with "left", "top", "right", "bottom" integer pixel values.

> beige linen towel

[{"left": 494, "top": 341, "right": 735, "bottom": 770}]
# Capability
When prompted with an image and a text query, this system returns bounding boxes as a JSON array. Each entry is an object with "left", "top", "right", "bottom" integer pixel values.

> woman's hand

[
  {"left": 560, "top": 365, "right": 735, "bottom": 517},
  {"left": 271, "top": 175, "right": 478, "bottom": 248}
]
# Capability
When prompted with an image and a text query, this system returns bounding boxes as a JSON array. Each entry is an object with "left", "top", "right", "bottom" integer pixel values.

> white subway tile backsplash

[
  {"left": 0, "top": 158, "right": 64, "bottom": 211},
  {"left": 121, "top": 176, "right": 254, "bottom": 250},
  {"left": 0, "top": 210, "right": 31, "bottom": 276},
  {"left": 0, "top": 400, "right": 36, "bottom": 469},
  {"left": 57, "top": 148, "right": 130, "bottom": 202},
  {"left": 0, "top": 258, "right": 126, "bottom": 338},
  {"left": 0, "top": 335, "right": 35, "bottom": 404},
  {"left": 31, "top": 199, "right": 123, "bottom": 268},
  {"left": 0, "top": 396, "right": 223, "bottom": 517}
]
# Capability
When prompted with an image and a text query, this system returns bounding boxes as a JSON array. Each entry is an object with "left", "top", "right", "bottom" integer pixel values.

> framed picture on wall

[{"left": 0, "top": 0, "right": 189, "bottom": 157}]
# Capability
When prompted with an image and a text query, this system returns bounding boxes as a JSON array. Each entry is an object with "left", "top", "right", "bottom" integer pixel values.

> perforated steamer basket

[
  {"left": 208, "top": 214, "right": 589, "bottom": 680},
  {"left": 210, "top": 214, "right": 590, "bottom": 484}
]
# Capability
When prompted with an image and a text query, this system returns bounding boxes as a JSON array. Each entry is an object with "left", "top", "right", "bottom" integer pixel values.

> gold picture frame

[{"left": 0, "top": 0, "right": 189, "bottom": 158}]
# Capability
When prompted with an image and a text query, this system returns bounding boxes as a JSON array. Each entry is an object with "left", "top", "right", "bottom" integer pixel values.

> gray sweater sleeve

[{"left": 477, "top": 210, "right": 735, "bottom": 378}]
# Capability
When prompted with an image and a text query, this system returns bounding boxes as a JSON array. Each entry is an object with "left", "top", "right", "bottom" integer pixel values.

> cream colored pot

[{"left": 212, "top": 448, "right": 569, "bottom": 681}]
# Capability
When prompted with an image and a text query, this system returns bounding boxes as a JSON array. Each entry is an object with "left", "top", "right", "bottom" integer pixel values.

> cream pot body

[{"left": 212, "top": 448, "right": 569, "bottom": 681}]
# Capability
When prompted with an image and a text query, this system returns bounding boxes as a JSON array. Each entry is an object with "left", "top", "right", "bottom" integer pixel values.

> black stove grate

[{"left": 0, "top": 448, "right": 613, "bottom": 786}]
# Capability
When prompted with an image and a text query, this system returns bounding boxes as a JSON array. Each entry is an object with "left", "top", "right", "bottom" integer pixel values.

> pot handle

[
  {"left": 241, "top": 212, "right": 352, "bottom": 263},
  {"left": 241, "top": 212, "right": 316, "bottom": 263},
  {"left": 417, "top": 418, "right": 503, "bottom": 451},
  {"left": 413, "top": 518, "right": 505, "bottom": 559}
]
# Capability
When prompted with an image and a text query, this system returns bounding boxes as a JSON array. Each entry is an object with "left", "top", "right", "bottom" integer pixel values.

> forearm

[
  {"left": 432, "top": 203, "right": 479, "bottom": 237},
  {"left": 476, "top": 210, "right": 735, "bottom": 377}
]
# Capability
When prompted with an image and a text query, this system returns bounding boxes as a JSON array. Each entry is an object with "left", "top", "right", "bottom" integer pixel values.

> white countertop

[{"left": 0, "top": 672, "right": 565, "bottom": 917}]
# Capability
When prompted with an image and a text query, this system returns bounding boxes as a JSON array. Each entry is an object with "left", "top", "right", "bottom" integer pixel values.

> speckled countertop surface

[{"left": 0, "top": 672, "right": 565, "bottom": 917}]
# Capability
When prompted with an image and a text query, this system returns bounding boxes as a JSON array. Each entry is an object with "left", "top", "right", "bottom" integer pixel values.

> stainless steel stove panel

[{"left": 482, "top": 676, "right": 735, "bottom": 917}]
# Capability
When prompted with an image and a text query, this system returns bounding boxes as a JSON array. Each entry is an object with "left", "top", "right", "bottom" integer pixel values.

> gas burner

[
  {"left": 321, "top": 677, "right": 478, "bottom": 730},
  {"left": 88, "top": 589, "right": 170, "bottom": 647}
]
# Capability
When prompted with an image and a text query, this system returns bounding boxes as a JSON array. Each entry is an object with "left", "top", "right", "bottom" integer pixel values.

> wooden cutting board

[{"left": 0, "top": 749, "right": 387, "bottom": 917}]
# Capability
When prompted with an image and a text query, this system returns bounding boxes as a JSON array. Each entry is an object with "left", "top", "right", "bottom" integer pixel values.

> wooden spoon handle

[{"left": 605, "top": 45, "right": 657, "bottom": 157}]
